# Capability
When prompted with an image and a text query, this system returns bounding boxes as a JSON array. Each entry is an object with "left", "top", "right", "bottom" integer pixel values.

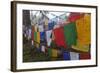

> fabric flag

[
  {"left": 68, "top": 12, "right": 84, "bottom": 22},
  {"left": 52, "top": 49, "right": 58, "bottom": 58},
  {"left": 76, "top": 13, "right": 91, "bottom": 46},
  {"left": 38, "top": 25, "right": 44, "bottom": 32},
  {"left": 40, "top": 31, "right": 46, "bottom": 43},
  {"left": 48, "top": 21, "right": 56, "bottom": 30},
  {"left": 63, "top": 51, "right": 70, "bottom": 60},
  {"left": 48, "top": 22, "right": 52, "bottom": 30},
  {"left": 34, "top": 32, "right": 37, "bottom": 42},
  {"left": 41, "top": 45, "right": 45, "bottom": 53},
  {"left": 48, "top": 48, "right": 52, "bottom": 57},
  {"left": 46, "top": 30, "right": 52, "bottom": 46},
  {"left": 72, "top": 43, "right": 90, "bottom": 52},
  {"left": 70, "top": 52, "right": 79, "bottom": 60},
  {"left": 79, "top": 52, "right": 91, "bottom": 60},
  {"left": 63, "top": 22, "right": 77, "bottom": 47},
  {"left": 50, "top": 41, "right": 57, "bottom": 48},
  {"left": 53, "top": 27, "right": 67, "bottom": 48},
  {"left": 37, "top": 32, "right": 40, "bottom": 44}
]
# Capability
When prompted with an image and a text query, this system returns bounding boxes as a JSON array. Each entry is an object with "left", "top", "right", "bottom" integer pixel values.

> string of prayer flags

[{"left": 25, "top": 11, "right": 92, "bottom": 62}]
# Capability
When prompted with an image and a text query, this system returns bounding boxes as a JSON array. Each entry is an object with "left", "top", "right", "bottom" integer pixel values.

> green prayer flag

[
  {"left": 48, "top": 48, "right": 52, "bottom": 57},
  {"left": 34, "top": 32, "right": 37, "bottom": 42},
  {"left": 63, "top": 22, "right": 77, "bottom": 47}
]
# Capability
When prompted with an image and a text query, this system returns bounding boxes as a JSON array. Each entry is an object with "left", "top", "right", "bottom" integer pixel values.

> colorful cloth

[
  {"left": 70, "top": 52, "right": 79, "bottom": 60},
  {"left": 48, "top": 48, "right": 52, "bottom": 57},
  {"left": 46, "top": 30, "right": 52, "bottom": 46},
  {"left": 79, "top": 52, "right": 91, "bottom": 59},
  {"left": 63, "top": 22, "right": 77, "bottom": 47},
  {"left": 41, "top": 45, "right": 45, "bottom": 53},
  {"left": 48, "top": 21, "right": 56, "bottom": 30},
  {"left": 68, "top": 12, "right": 84, "bottom": 22},
  {"left": 52, "top": 49, "right": 58, "bottom": 57},
  {"left": 34, "top": 32, "right": 37, "bottom": 42},
  {"left": 72, "top": 43, "right": 90, "bottom": 52},
  {"left": 40, "top": 32, "right": 46, "bottom": 42},
  {"left": 53, "top": 27, "right": 67, "bottom": 48},
  {"left": 76, "top": 14, "right": 91, "bottom": 45},
  {"left": 63, "top": 51, "right": 70, "bottom": 60},
  {"left": 38, "top": 25, "right": 44, "bottom": 32},
  {"left": 34, "top": 32, "right": 40, "bottom": 44},
  {"left": 37, "top": 32, "right": 40, "bottom": 43}
]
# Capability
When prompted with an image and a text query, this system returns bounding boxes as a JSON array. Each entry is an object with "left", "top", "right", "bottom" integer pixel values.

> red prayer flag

[
  {"left": 68, "top": 12, "right": 84, "bottom": 22},
  {"left": 79, "top": 52, "right": 91, "bottom": 60},
  {"left": 53, "top": 27, "right": 67, "bottom": 48}
]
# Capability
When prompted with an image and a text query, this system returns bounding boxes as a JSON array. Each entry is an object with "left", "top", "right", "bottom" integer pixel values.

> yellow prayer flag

[
  {"left": 76, "top": 14, "right": 91, "bottom": 45},
  {"left": 37, "top": 32, "right": 40, "bottom": 44},
  {"left": 72, "top": 44, "right": 90, "bottom": 52},
  {"left": 52, "top": 49, "right": 58, "bottom": 57}
]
